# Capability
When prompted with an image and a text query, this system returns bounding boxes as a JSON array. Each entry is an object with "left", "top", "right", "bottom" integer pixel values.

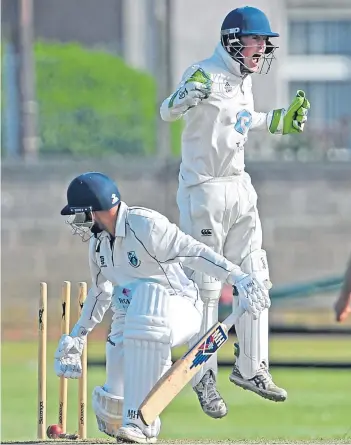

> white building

[
  {"left": 124, "top": 0, "right": 351, "bottom": 149},
  {"left": 2, "top": 0, "right": 350, "bottom": 150}
]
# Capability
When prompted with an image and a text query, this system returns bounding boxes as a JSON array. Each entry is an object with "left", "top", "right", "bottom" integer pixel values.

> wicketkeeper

[{"left": 160, "top": 5, "right": 310, "bottom": 417}]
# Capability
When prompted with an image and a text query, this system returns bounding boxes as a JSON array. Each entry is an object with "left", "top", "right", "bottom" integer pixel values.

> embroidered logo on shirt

[
  {"left": 224, "top": 81, "right": 232, "bottom": 93},
  {"left": 127, "top": 251, "right": 141, "bottom": 268},
  {"left": 118, "top": 288, "right": 131, "bottom": 307}
]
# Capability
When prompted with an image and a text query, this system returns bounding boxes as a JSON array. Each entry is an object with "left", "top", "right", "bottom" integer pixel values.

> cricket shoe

[
  {"left": 193, "top": 369, "right": 228, "bottom": 418},
  {"left": 229, "top": 361, "right": 287, "bottom": 402},
  {"left": 116, "top": 424, "right": 157, "bottom": 444}
]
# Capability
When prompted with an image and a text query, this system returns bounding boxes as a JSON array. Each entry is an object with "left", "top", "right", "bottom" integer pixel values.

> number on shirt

[{"left": 234, "top": 110, "right": 252, "bottom": 135}]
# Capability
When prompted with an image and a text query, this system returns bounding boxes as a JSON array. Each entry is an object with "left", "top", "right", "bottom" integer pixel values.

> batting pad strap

[
  {"left": 124, "top": 315, "right": 171, "bottom": 342},
  {"left": 192, "top": 271, "right": 223, "bottom": 295}
]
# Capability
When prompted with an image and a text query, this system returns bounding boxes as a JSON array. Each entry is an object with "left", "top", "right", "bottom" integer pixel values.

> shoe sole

[
  {"left": 202, "top": 406, "right": 228, "bottom": 419},
  {"left": 229, "top": 375, "right": 287, "bottom": 402}
]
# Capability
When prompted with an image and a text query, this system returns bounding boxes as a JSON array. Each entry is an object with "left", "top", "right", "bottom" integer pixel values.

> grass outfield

[{"left": 2, "top": 339, "right": 350, "bottom": 442}]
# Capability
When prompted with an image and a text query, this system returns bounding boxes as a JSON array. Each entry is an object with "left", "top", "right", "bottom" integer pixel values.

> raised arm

[{"left": 160, "top": 66, "right": 212, "bottom": 122}]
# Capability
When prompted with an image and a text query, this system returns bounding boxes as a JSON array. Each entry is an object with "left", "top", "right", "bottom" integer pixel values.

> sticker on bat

[{"left": 188, "top": 325, "right": 228, "bottom": 369}]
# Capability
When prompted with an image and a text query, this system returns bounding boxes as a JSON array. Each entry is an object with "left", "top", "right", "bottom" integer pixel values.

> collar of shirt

[
  {"left": 114, "top": 201, "right": 128, "bottom": 238},
  {"left": 213, "top": 43, "right": 243, "bottom": 78}
]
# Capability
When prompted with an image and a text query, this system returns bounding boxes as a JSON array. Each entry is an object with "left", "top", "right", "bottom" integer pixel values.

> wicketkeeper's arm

[
  {"left": 267, "top": 90, "right": 310, "bottom": 135},
  {"left": 251, "top": 110, "right": 268, "bottom": 130},
  {"left": 160, "top": 66, "right": 212, "bottom": 122}
]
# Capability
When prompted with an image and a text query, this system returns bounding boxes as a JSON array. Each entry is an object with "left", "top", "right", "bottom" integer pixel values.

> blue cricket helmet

[
  {"left": 61, "top": 172, "right": 121, "bottom": 215},
  {"left": 220, "top": 6, "right": 279, "bottom": 75},
  {"left": 221, "top": 6, "right": 279, "bottom": 38}
]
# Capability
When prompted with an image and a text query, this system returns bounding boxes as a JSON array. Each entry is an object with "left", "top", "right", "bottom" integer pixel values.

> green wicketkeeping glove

[
  {"left": 268, "top": 90, "right": 310, "bottom": 135},
  {"left": 168, "top": 67, "right": 212, "bottom": 114}
]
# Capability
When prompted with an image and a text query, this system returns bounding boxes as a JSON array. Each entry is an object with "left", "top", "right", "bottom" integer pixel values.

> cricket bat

[{"left": 138, "top": 305, "right": 245, "bottom": 425}]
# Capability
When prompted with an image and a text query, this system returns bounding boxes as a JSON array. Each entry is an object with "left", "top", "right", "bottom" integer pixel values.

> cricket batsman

[
  {"left": 160, "top": 6, "right": 310, "bottom": 418},
  {"left": 54, "top": 172, "right": 270, "bottom": 443}
]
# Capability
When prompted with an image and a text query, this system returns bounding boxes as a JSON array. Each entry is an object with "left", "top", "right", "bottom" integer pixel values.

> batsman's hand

[
  {"left": 334, "top": 293, "right": 351, "bottom": 322},
  {"left": 168, "top": 67, "right": 212, "bottom": 114},
  {"left": 229, "top": 273, "right": 271, "bottom": 319},
  {"left": 54, "top": 334, "right": 85, "bottom": 379},
  {"left": 268, "top": 90, "right": 310, "bottom": 135}
]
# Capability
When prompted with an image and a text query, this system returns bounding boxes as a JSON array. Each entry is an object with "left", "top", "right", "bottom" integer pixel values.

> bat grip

[{"left": 222, "top": 306, "right": 245, "bottom": 331}]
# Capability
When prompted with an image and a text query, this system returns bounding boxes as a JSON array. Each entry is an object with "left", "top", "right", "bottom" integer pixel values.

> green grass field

[{"left": 2, "top": 338, "right": 350, "bottom": 443}]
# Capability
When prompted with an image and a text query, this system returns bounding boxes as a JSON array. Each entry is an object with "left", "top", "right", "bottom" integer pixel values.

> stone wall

[{"left": 2, "top": 158, "right": 351, "bottom": 335}]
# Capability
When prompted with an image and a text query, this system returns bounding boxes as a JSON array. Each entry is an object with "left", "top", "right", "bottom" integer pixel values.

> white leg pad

[
  {"left": 190, "top": 272, "right": 222, "bottom": 386},
  {"left": 234, "top": 307, "right": 269, "bottom": 379},
  {"left": 92, "top": 386, "right": 123, "bottom": 438},
  {"left": 240, "top": 249, "right": 270, "bottom": 283},
  {"left": 123, "top": 282, "right": 173, "bottom": 439},
  {"left": 234, "top": 249, "right": 270, "bottom": 379},
  {"left": 104, "top": 322, "right": 125, "bottom": 396}
]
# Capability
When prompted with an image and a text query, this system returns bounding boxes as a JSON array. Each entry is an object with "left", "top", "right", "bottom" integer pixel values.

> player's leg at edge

[
  {"left": 191, "top": 273, "right": 228, "bottom": 419},
  {"left": 175, "top": 181, "right": 228, "bottom": 420},
  {"left": 229, "top": 249, "right": 287, "bottom": 402}
]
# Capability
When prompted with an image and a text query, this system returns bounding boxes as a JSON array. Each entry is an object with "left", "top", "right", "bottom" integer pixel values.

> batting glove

[
  {"left": 228, "top": 273, "right": 271, "bottom": 319},
  {"left": 268, "top": 90, "right": 310, "bottom": 135},
  {"left": 54, "top": 334, "right": 85, "bottom": 379}
]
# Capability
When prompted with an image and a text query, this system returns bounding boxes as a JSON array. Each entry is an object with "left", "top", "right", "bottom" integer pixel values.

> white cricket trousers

[{"left": 177, "top": 172, "right": 269, "bottom": 381}]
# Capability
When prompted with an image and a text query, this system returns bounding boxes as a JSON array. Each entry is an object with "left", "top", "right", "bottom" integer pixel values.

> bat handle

[{"left": 222, "top": 306, "right": 245, "bottom": 331}]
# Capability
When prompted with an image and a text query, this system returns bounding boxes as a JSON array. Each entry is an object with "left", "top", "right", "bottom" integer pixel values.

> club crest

[{"left": 127, "top": 251, "right": 141, "bottom": 268}]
